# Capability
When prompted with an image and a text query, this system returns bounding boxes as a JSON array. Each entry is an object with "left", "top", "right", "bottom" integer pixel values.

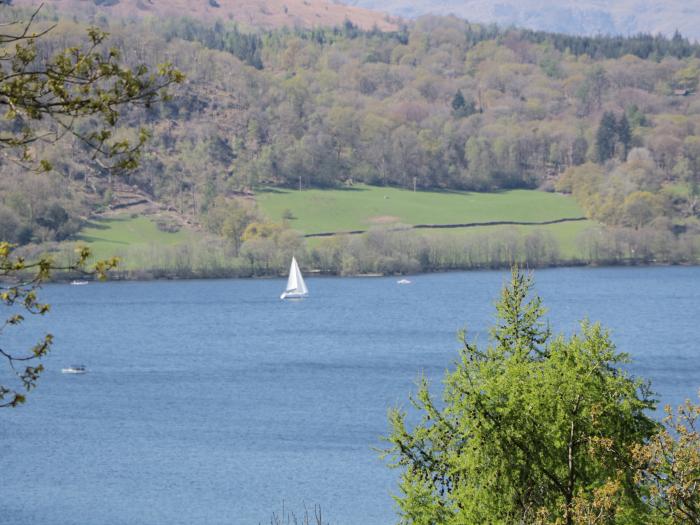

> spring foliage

[
  {"left": 384, "top": 269, "right": 660, "bottom": 524},
  {"left": 0, "top": 6, "right": 182, "bottom": 407}
]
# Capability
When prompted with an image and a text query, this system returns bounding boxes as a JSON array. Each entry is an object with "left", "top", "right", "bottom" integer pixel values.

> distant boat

[
  {"left": 70, "top": 280, "right": 89, "bottom": 286},
  {"left": 62, "top": 365, "right": 87, "bottom": 374},
  {"left": 397, "top": 279, "right": 412, "bottom": 285},
  {"left": 280, "top": 257, "right": 308, "bottom": 300}
]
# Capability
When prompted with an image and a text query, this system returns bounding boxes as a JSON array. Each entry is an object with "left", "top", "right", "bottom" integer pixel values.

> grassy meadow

[
  {"left": 428, "top": 220, "right": 596, "bottom": 259},
  {"left": 75, "top": 215, "right": 195, "bottom": 265},
  {"left": 67, "top": 187, "right": 597, "bottom": 275},
  {"left": 256, "top": 185, "right": 586, "bottom": 235}
]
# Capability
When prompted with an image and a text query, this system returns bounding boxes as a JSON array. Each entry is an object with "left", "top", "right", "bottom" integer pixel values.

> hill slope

[
  {"left": 342, "top": 0, "right": 700, "bottom": 40},
  {"left": 3, "top": 9, "right": 700, "bottom": 274},
  {"left": 9, "top": 0, "right": 399, "bottom": 31}
]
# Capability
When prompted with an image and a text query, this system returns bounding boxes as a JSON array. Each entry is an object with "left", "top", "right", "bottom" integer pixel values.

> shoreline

[{"left": 43, "top": 259, "right": 699, "bottom": 284}]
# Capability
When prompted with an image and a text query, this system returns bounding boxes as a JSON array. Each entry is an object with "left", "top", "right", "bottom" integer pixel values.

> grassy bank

[
  {"left": 429, "top": 220, "right": 596, "bottom": 259},
  {"left": 76, "top": 214, "right": 196, "bottom": 265}
]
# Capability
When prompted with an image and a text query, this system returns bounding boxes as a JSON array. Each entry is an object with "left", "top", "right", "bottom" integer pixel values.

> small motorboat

[
  {"left": 61, "top": 365, "right": 87, "bottom": 374},
  {"left": 397, "top": 279, "right": 412, "bottom": 285},
  {"left": 70, "top": 280, "right": 89, "bottom": 286}
]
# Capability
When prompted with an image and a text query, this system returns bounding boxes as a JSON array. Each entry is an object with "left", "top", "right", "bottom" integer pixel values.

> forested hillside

[{"left": 3, "top": 7, "right": 700, "bottom": 275}]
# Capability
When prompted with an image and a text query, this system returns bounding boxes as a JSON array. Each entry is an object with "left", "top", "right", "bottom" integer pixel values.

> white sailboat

[{"left": 280, "top": 257, "right": 308, "bottom": 300}]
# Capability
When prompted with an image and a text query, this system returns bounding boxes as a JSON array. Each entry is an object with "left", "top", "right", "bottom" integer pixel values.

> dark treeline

[
  {"left": 35, "top": 222, "right": 698, "bottom": 281},
  {"left": 160, "top": 18, "right": 265, "bottom": 69},
  {"left": 522, "top": 28, "right": 700, "bottom": 60},
  {"left": 161, "top": 16, "right": 700, "bottom": 69}
]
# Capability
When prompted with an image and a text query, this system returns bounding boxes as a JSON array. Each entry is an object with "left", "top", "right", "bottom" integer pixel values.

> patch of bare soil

[
  {"left": 97, "top": 183, "right": 204, "bottom": 233},
  {"left": 367, "top": 215, "right": 400, "bottom": 224}
]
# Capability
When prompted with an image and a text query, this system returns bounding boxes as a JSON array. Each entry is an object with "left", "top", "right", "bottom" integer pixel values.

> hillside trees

[
  {"left": 240, "top": 220, "right": 306, "bottom": 275},
  {"left": 3, "top": 9, "right": 700, "bottom": 269},
  {"left": 8, "top": 12, "right": 700, "bottom": 203},
  {"left": 617, "top": 114, "right": 632, "bottom": 159},
  {"left": 160, "top": 17, "right": 263, "bottom": 69},
  {"left": 0, "top": 171, "right": 83, "bottom": 242},
  {"left": 451, "top": 89, "right": 476, "bottom": 118},
  {"left": 117, "top": 14, "right": 700, "bottom": 200},
  {"left": 677, "top": 137, "right": 700, "bottom": 199},
  {"left": 0, "top": 6, "right": 182, "bottom": 407},
  {"left": 596, "top": 111, "right": 619, "bottom": 163},
  {"left": 204, "top": 196, "right": 259, "bottom": 255}
]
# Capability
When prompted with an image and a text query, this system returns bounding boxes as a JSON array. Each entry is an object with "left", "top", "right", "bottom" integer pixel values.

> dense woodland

[{"left": 4, "top": 7, "right": 700, "bottom": 273}]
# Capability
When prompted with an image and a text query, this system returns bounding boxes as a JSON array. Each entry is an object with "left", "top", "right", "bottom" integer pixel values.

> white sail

[
  {"left": 294, "top": 258, "right": 308, "bottom": 295},
  {"left": 281, "top": 257, "right": 308, "bottom": 299},
  {"left": 286, "top": 258, "right": 299, "bottom": 291}
]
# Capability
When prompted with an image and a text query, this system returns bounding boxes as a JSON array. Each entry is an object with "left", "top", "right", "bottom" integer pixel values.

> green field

[
  {"left": 75, "top": 215, "right": 194, "bottom": 262},
  {"left": 70, "top": 187, "right": 594, "bottom": 271},
  {"left": 432, "top": 220, "right": 596, "bottom": 259},
  {"left": 257, "top": 185, "right": 586, "bottom": 235}
]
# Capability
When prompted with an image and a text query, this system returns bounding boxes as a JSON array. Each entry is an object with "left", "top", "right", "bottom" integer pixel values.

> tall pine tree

[
  {"left": 451, "top": 89, "right": 466, "bottom": 112},
  {"left": 451, "top": 89, "right": 476, "bottom": 117},
  {"left": 596, "top": 111, "right": 618, "bottom": 163},
  {"left": 617, "top": 113, "right": 632, "bottom": 160}
]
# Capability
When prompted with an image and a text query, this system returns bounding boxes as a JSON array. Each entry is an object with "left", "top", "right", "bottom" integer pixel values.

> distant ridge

[
  {"left": 341, "top": 0, "right": 700, "bottom": 41},
  {"left": 7, "top": 0, "right": 400, "bottom": 31}
]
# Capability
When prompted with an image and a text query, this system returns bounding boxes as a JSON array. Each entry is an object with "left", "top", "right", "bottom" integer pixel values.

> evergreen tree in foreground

[{"left": 384, "top": 268, "right": 658, "bottom": 524}]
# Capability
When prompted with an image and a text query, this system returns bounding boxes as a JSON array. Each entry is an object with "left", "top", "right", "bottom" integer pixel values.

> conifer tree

[
  {"left": 451, "top": 89, "right": 466, "bottom": 112},
  {"left": 451, "top": 89, "right": 476, "bottom": 118},
  {"left": 384, "top": 268, "right": 657, "bottom": 524},
  {"left": 617, "top": 113, "right": 632, "bottom": 160},
  {"left": 596, "top": 111, "right": 618, "bottom": 163}
]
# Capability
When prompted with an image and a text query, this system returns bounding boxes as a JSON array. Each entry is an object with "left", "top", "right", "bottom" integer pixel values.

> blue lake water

[{"left": 1, "top": 267, "right": 699, "bottom": 524}]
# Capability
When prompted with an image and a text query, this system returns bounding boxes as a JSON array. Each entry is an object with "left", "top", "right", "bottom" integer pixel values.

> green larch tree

[{"left": 384, "top": 268, "right": 657, "bottom": 525}]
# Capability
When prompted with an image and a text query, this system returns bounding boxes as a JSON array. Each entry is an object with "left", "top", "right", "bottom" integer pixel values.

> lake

[{"left": 1, "top": 267, "right": 699, "bottom": 524}]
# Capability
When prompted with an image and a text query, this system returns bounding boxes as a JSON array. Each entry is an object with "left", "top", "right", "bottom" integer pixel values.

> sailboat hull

[{"left": 280, "top": 292, "right": 307, "bottom": 300}]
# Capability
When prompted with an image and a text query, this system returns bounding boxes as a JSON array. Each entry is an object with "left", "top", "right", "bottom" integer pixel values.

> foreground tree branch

[
  {"left": 0, "top": 4, "right": 183, "bottom": 407},
  {"left": 0, "top": 4, "right": 183, "bottom": 170}
]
